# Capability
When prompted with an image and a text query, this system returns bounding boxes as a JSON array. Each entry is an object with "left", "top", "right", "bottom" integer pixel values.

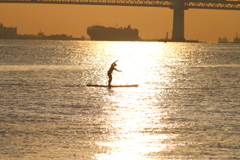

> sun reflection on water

[
  {"left": 100, "top": 42, "right": 168, "bottom": 86},
  {"left": 95, "top": 90, "right": 170, "bottom": 159},
  {"left": 92, "top": 42, "right": 180, "bottom": 159},
  {"left": 96, "top": 99, "right": 170, "bottom": 160}
]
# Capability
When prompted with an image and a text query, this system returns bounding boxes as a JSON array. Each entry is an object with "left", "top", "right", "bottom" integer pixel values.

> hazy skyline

[{"left": 0, "top": 3, "right": 240, "bottom": 43}]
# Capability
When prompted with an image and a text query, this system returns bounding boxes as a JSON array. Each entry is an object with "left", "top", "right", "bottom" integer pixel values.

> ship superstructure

[{"left": 233, "top": 33, "right": 240, "bottom": 43}]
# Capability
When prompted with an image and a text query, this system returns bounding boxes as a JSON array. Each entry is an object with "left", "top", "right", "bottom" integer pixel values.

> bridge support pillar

[{"left": 172, "top": 0, "right": 185, "bottom": 42}]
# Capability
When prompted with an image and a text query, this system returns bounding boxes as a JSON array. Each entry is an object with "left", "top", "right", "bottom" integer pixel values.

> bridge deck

[{"left": 0, "top": 0, "right": 240, "bottom": 10}]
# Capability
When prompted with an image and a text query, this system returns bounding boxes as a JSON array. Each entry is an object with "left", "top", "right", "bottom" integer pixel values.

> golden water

[{"left": 0, "top": 40, "right": 240, "bottom": 159}]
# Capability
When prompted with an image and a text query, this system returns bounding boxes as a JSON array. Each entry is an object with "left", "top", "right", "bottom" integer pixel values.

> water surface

[{"left": 0, "top": 40, "right": 240, "bottom": 159}]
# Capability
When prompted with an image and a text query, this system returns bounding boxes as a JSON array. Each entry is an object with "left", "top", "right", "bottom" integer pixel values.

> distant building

[
  {"left": 0, "top": 23, "right": 17, "bottom": 39},
  {"left": 0, "top": 23, "right": 85, "bottom": 41}
]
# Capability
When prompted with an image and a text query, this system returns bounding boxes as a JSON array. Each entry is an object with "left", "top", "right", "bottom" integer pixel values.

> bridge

[{"left": 1, "top": 0, "right": 240, "bottom": 41}]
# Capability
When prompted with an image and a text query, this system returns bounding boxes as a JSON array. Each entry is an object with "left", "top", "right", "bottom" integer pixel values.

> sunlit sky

[{"left": 0, "top": 3, "right": 239, "bottom": 43}]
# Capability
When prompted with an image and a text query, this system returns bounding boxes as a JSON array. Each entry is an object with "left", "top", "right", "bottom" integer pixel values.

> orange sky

[{"left": 0, "top": 3, "right": 239, "bottom": 43}]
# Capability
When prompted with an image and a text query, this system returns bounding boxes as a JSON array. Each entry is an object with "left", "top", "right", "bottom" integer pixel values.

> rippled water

[{"left": 0, "top": 40, "right": 240, "bottom": 159}]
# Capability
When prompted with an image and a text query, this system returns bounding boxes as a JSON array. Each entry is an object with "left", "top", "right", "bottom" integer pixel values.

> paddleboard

[{"left": 87, "top": 84, "right": 139, "bottom": 87}]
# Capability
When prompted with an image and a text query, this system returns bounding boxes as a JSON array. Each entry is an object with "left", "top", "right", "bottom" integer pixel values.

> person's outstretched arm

[{"left": 114, "top": 68, "right": 122, "bottom": 72}]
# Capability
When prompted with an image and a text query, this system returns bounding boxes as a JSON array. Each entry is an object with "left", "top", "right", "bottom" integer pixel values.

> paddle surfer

[{"left": 108, "top": 60, "right": 122, "bottom": 86}]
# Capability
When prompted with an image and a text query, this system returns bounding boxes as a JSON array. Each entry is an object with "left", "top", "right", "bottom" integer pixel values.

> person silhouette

[{"left": 107, "top": 60, "right": 122, "bottom": 86}]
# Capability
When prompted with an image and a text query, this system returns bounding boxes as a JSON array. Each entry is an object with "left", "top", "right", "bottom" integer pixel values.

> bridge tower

[{"left": 172, "top": 0, "right": 186, "bottom": 41}]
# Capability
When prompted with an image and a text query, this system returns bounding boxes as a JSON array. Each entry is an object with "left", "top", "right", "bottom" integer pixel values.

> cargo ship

[
  {"left": 87, "top": 25, "right": 139, "bottom": 41},
  {"left": 218, "top": 33, "right": 240, "bottom": 43},
  {"left": 233, "top": 33, "right": 240, "bottom": 43},
  {"left": 218, "top": 37, "right": 228, "bottom": 43}
]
